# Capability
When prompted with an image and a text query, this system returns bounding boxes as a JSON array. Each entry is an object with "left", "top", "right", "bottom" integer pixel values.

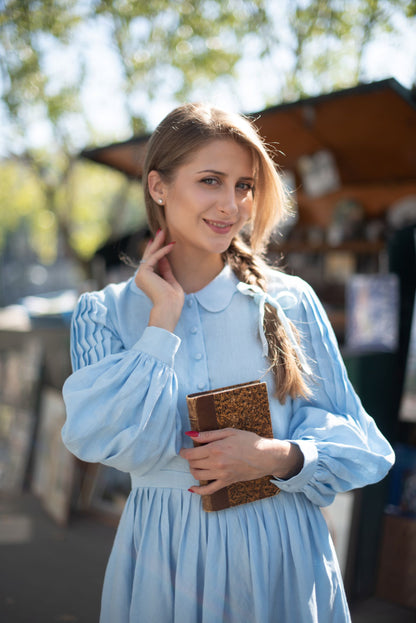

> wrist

[
  {"left": 149, "top": 305, "right": 179, "bottom": 333},
  {"left": 271, "top": 440, "right": 304, "bottom": 480}
]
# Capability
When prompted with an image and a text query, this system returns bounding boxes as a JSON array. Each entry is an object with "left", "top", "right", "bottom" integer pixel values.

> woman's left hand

[{"left": 179, "top": 429, "right": 304, "bottom": 496}]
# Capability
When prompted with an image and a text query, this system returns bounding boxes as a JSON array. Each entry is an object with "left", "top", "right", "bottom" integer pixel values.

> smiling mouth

[{"left": 204, "top": 219, "right": 235, "bottom": 230}]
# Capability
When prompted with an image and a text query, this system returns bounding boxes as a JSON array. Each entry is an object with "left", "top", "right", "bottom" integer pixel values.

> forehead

[{"left": 184, "top": 138, "right": 254, "bottom": 173}]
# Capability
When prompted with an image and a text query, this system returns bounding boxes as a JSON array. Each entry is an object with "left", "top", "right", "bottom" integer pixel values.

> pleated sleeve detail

[
  {"left": 62, "top": 292, "right": 182, "bottom": 474},
  {"left": 272, "top": 280, "right": 395, "bottom": 507}
]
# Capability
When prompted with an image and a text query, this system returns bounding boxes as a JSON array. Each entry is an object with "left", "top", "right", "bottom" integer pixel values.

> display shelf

[
  {"left": 295, "top": 182, "right": 416, "bottom": 227},
  {"left": 271, "top": 239, "right": 385, "bottom": 255}
]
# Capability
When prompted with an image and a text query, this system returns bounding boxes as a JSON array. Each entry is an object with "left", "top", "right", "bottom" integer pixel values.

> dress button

[
  {"left": 197, "top": 383, "right": 205, "bottom": 390},
  {"left": 187, "top": 299, "right": 193, "bottom": 307},
  {"left": 194, "top": 353, "right": 202, "bottom": 360},
  {"left": 190, "top": 326, "right": 198, "bottom": 334}
]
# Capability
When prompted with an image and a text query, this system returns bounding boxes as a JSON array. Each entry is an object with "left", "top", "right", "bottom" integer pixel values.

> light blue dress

[{"left": 62, "top": 264, "right": 394, "bottom": 623}]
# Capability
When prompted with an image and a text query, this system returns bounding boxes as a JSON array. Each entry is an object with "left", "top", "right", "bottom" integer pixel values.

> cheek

[
  {"left": 167, "top": 186, "right": 206, "bottom": 212},
  {"left": 241, "top": 197, "right": 254, "bottom": 220}
]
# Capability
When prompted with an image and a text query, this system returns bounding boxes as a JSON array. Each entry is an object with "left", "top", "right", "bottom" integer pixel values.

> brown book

[{"left": 186, "top": 380, "right": 280, "bottom": 512}]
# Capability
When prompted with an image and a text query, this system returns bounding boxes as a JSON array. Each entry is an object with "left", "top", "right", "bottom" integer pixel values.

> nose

[{"left": 217, "top": 186, "right": 238, "bottom": 216}]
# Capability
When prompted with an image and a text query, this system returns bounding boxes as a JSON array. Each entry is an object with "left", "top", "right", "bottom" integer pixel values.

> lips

[{"left": 203, "top": 219, "right": 235, "bottom": 233}]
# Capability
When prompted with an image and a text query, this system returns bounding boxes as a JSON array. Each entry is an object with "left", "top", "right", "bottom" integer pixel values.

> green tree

[
  {"left": 408, "top": 0, "right": 416, "bottom": 17},
  {"left": 0, "top": 0, "right": 272, "bottom": 271},
  {"left": 277, "top": 0, "right": 414, "bottom": 100},
  {"left": 0, "top": 157, "right": 142, "bottom": 267},
  {"left": 0, "top": 0, "right": 414, "bottom": 275}
]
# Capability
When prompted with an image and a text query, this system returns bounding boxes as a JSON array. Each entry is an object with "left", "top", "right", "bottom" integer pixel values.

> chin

[{"left": 208, "top": 240, "right": 233, "bottom": 255}]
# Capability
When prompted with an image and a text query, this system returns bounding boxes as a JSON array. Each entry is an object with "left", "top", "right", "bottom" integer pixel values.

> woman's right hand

[{"left": 135, "top": 229, "right": 185, "bottom": 333}]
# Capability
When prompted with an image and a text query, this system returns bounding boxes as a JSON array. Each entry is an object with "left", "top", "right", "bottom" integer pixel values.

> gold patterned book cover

[{"left": 186, "top": 380, "right": 280, "bottom": 512}]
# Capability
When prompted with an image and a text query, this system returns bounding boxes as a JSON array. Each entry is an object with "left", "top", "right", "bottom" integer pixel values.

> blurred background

[{"left": 1, "top": 1, "right": 416, "bottom": 621}]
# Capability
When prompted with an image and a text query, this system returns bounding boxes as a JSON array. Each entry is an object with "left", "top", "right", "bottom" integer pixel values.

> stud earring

[{"left": 158, "top": 198, "right": 163, "bottom": 204}]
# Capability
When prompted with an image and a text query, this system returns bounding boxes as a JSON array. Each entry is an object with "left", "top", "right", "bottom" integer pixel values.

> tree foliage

[
  {"left": 0, "top": 0, "right": 272, "bottom": 270},
  {"left": 0, "top": 157, "right": 143, "bottom": 265},
  {"left": 0, "top": 0, "right": 414, "bottom": 277},
  {"left": 281, "top": 0, "right": 414, "bottom": 99},
  {"left": 91, "top": 0, "right": 271, "bottom": 133}
]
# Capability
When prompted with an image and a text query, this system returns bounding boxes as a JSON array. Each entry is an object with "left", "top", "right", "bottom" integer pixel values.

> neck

[{"left": 168, "top": 246, "right": 225, "bottom": 293}]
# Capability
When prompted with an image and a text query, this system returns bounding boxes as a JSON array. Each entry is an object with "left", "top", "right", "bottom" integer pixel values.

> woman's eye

[
  {"left": 201, "top": 177, "right": 218, "bottom": 185},
  {"left": 237, "top": 182, "right": 253, "bottom": 192}
]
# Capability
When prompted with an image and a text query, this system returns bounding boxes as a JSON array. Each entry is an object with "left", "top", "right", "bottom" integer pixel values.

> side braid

[{"left": 223, "top": 237, "right": 311, "bottom": 404}]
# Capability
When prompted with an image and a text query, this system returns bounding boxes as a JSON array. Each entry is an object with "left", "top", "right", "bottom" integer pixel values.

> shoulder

[
  {"left": 263, "top": 266, "right": 327, "bottom": 324},
  {"left": 264, "top": 266, "right": 314, "bottom": 300},
  {"left": 73, "top": 277, "right": 147, "bottom": 325},
  {"left": 80, "top": 274, "right": 150, "bottom": 305}
]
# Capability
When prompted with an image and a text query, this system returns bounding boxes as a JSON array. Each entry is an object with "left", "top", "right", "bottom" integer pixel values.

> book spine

[{"left": 187, "top": 393, "right": 230, "bottom": 512}]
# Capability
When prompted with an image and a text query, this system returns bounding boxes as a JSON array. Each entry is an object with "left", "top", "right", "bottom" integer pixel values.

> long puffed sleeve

[
  {"left": 62, "top": 291, "right": 182, "bottom": 474},
  {"left": 271, "top": 280, "right": 395, "bottom": 507}
]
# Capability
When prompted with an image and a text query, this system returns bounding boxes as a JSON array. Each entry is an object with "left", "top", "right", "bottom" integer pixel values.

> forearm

[
  {"left": 181, "top": 429, "right": 305, "bottom": 496},
  {"left": 149, "top": 301, "right": 181, "bottom": 333},
  {"left": 269, "top": 440, "right": 304, "bottom": 480}
]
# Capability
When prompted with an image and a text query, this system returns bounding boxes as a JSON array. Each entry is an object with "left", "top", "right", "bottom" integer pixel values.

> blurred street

[
  {"left": 0, "top": 493, "right": 114, "bottom": 623},
  {"left": 1, "top": 3, "right": 416, "bottom": 622},
  {"left": 1, "top": 492, "right": 415, "bottom": 623}
]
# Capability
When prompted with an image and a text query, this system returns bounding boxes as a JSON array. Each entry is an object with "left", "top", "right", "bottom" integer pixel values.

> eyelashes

[
  {"left": 238, "top": 182, "right": 254, "bottom": 192},
  {"left": 200, "top": 177, "right": 254, "bottom": 192}
]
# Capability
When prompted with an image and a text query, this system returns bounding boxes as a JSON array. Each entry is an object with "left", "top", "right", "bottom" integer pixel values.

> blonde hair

[{"left": 143, "top": 103, "right": 310, "bottom": 402}]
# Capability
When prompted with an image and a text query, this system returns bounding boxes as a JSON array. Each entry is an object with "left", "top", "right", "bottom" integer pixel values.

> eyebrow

[{"left": 196, "top": 169, "right": 254, "bottom": 181}]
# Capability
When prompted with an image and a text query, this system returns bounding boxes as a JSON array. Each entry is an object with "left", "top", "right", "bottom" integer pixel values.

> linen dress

[{"left": 62, "top": 263, "right": 394, "bottom": 623}]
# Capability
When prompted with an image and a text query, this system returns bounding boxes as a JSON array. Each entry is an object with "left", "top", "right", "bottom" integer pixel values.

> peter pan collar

[
  {"left": 190, "top": 264, "right": 239, "bottom": 312},
  {"left": 130, "top": 262, "right": 237, "bottom": 312}
]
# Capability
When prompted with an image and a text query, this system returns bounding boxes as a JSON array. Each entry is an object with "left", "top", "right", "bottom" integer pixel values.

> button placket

[{"left": 184, "top": 294, "right": 208, "bottom": 392}]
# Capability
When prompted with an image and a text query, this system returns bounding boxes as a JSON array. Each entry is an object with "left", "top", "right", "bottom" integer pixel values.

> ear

[{"left": 148, "top": 170, "right": 166, "bottom": 205}]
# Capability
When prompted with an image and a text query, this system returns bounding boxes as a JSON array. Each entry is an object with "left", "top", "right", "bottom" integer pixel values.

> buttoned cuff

[
  {"left": 132, "top": 326, "right": 181, "bottom": 367},
  {"left": 270, "top": 439, "right": 318, "bottom": 493}
]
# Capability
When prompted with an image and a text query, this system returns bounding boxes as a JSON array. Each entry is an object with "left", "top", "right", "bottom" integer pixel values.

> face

[{"left": 153, "top": 139, "right": 255, "bottom": 259}]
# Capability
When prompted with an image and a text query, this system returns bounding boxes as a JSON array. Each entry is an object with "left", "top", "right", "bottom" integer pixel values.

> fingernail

[
  {"left": 185, "top": 431, "right": 200, "bottom": 438},
  {"left": 188, "top": 488, "right": 195, "bottom": 493},
  {"left": 156, "top": 228, "right": 161, "bottom": 235},
  {"left": 169, "top": 241, "right": 176, "bottom": 246}
]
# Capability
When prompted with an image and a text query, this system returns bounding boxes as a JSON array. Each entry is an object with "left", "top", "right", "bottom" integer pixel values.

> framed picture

[
  {"left": 345, "top": 273, "right": 400, "bottom": 353},
  {"left": 0, "top": 405, "right": 35, "bottom": 492},
  {"left": 31, "top": 388, "right": 75, "bottom": 525},
  {"left": 2, "top": 339, "right": 43, "bottom": 408},
  {"left": 0, "top": 339, "right": 43, "bottom": 493}
]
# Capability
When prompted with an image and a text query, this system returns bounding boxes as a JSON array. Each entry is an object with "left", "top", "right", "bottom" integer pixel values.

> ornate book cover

[{"left": 186, "top": 380, "right": 280, "bottom": 512}]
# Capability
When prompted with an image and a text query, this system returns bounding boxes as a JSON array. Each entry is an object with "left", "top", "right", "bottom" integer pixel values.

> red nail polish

[
  {"left": 188, "top": 488, "right": 194, "bottom": 493},
  {"left": 185, "top": 431, "right": 199, "bottom": 438},
  {"left": 156, "top": 228, "right": 161, "bottom": 235},
  {"left": 169, "top": 241, "right": 176, "bottom": 246}
]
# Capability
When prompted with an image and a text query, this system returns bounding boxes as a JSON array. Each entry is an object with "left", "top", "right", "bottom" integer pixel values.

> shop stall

[{"left": 1, "top": 78, "right": 415, "bottom": 605}]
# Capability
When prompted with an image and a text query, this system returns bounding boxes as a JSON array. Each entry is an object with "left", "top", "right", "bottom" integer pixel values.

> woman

[{"left": 62, "top": 103, "right": 394, "bottom": 622}]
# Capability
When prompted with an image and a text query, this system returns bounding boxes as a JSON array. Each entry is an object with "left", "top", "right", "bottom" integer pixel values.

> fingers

[
  {"left": 188, "top": 480, "right": 229, "bottom": 496},
  {"left": 158, "top": 255, "right": 181, "bottom": 290},
  {"left": 135, "top": 229, "right": 184, "bottom": 331},
  {"left": 179, "top": 445, "right": 209, "bottom": 464},
  {"left": 181, "top": 429, "right": 285, "bottom": 495},
  {"left": 180, "top": 429, "right": 239, "bottom": 463},
  {"left": 184, "top": 428, "right": 235, "bottom": 445},
  {"left": 180, "top": 429, "right": 238, "bottom": 492},
  {"left": 139, "top": 230, "right": 175, "bottom": 271}
]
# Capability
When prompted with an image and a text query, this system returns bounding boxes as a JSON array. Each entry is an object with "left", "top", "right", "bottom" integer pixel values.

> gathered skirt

[{"left": 100, "top": 486, "right": 351, "bottom": 623}]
